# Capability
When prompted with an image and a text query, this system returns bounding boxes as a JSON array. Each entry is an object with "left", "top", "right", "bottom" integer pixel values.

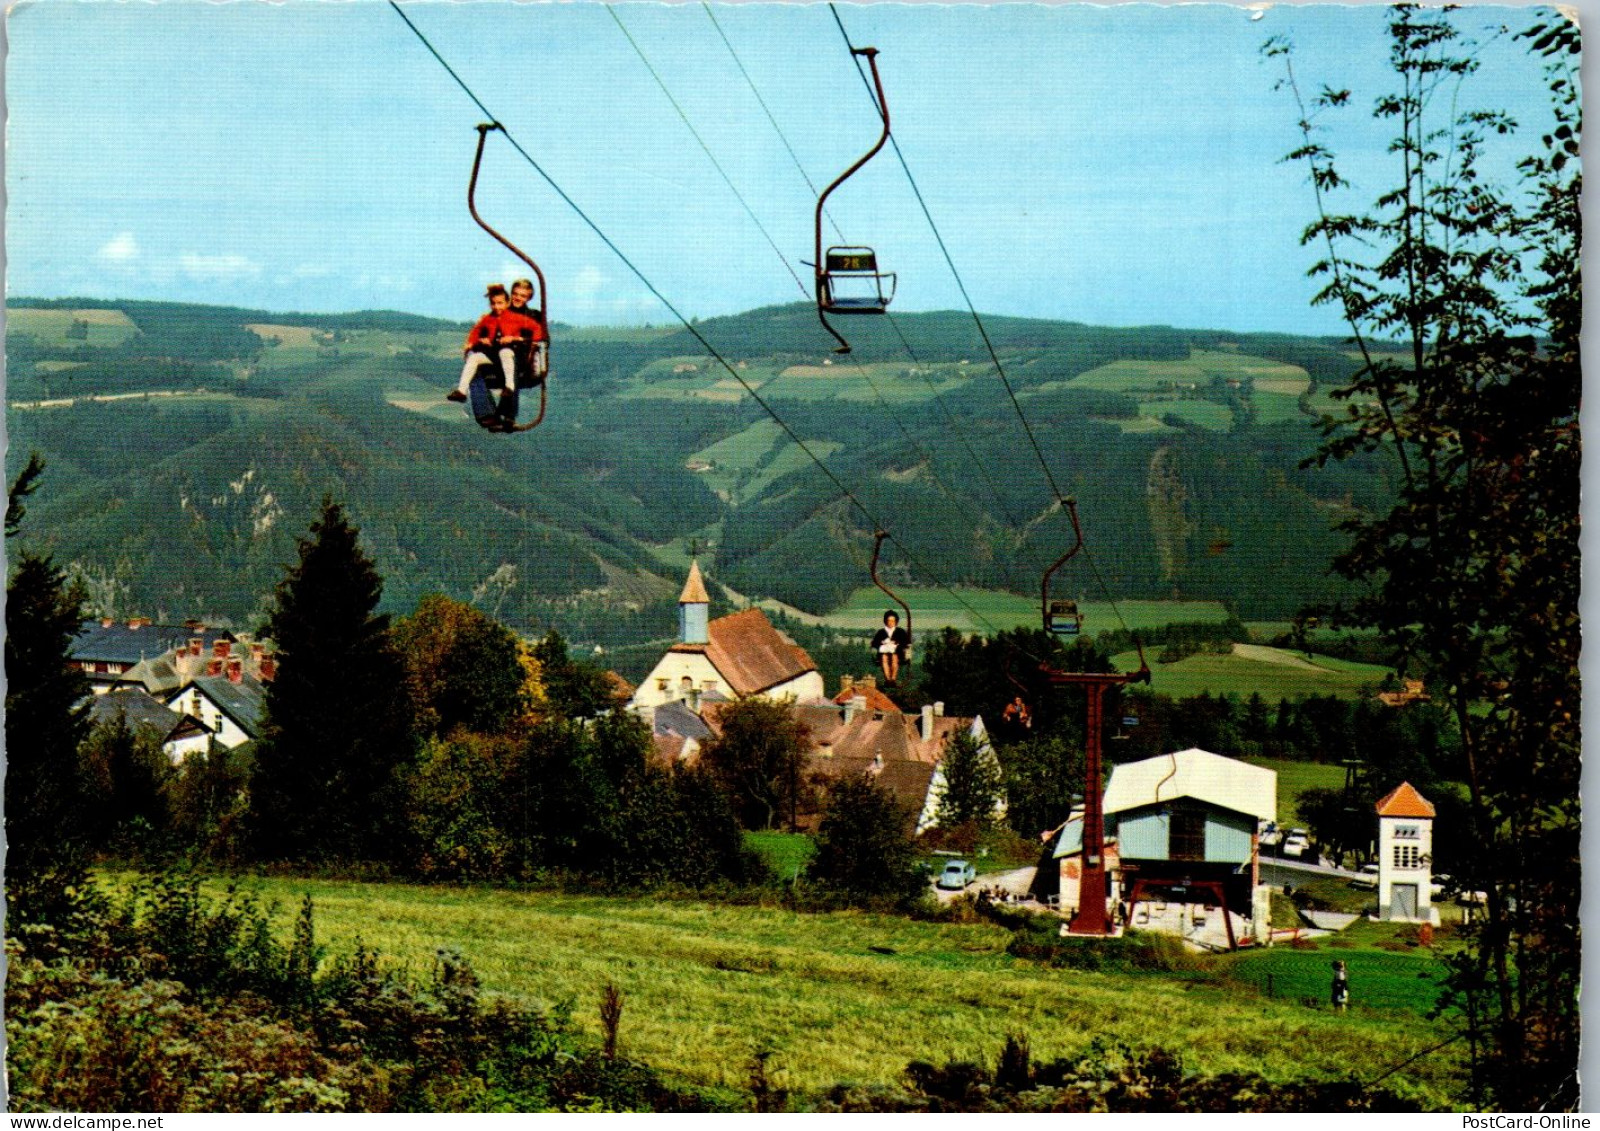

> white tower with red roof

[{"left": 1375, "top": 781, "right": 1438, "bottom": 924}]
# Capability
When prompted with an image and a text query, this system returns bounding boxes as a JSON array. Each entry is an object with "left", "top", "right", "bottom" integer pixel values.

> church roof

[
  {"left": 678, "top": 560, "right": 710, "bottom": 605},
  {"left": 673, "top": 607, "right": 815, "bottom": 695},
  {"left": 1375, "top": 780, "right": 1436, "bottom": 818}
]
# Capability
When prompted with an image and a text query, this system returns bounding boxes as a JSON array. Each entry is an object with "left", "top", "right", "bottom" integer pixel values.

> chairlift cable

[
  {"left": 700, "top": 3, "right": 1026, "bottom": 536},
  {"left": 829, "top": 2, "right": 1132, "bottom": 636},
  {"left": 607, "top": 5, "right": 810, "bottom": 300},
  {"left": 701, "top": 2, "right": 847, "bottom": 246},
  {"left": 388, "top": 0, "right": 1029, "bottom": 653}
]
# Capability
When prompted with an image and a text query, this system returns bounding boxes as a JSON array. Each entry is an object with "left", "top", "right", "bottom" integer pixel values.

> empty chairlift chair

[{"left": 819, "top": 246, "right": 896, "bottom": 314}]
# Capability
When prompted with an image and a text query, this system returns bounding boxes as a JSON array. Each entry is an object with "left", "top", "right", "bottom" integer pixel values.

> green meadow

[
  {"left": 162, "top": 874, "right": 1462, "bottom": 1106},
  {"left": 1118, "top": 644, "right": 1393, "bottom": 701}
]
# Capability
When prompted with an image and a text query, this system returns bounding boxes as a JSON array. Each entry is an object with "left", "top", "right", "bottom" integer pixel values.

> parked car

[
  {"left": 1282, "top": 830, "right": 1311, "bottom": 859},
  {"left": 1351, "top": 863, "right": 1381, "bottom": 890},
  {"left": 937, "top": 860, "right": 976, "bottom": 890},
  {"left": 1430, "top": 874, "right": 1455, "bottom": 899}
]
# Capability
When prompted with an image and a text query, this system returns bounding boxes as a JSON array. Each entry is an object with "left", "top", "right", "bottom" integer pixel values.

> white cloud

[
  {"left": 573, "top": 265, "right": 606, "bottom": 298},
  {"left": 179, "top": 253, "right": 262, "bottom": 281},
  {"left": 97, "top": 232, "right": 140, "bottom": 264}
]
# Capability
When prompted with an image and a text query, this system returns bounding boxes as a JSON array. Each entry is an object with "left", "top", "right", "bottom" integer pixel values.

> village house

[
  {"left": 71, "top": 618, "right": 238, "bottom": 693},
  {"left": 1376, "top": 678, "right": 1430, "bottom": 708},
  {"left": 629, "top": 562, "right": 824, "bottom": 713},
  {"left": 1054, "top": 748, "right": 1276, "bottom": 949},
  {"left": 112, "top": 634, "right": 278, "bottom": 698},
  {"left": 687, "top": 675, "right": 991, "bottom": 835},
  {"left": 166, "top": 659, "right": 268, "bottom": 750},
  {"left": 84, "top": 687, "right": 212, "bottom": 765}
]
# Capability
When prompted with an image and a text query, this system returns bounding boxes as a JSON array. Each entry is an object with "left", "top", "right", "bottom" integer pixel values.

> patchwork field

[
  {"left": 687, "top": 420, "right": 843, "bottom": 502},
  {"left": 166, "top": 874, "right": 1462, "bottom": 1106},
  {"left": 9, "top": 306, "right": 140, "bottom": 346}
]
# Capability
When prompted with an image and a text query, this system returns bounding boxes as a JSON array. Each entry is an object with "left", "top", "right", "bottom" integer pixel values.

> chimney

[
  {"left": 101, "top": 617, "right": 114, "bottom": 628},
  {"left": 921, "top": 704, "right": 934, "bottom": 742},
  {"left": 127, "top": 617, "right": 151, "bottom": 629},
  {"left": 251, "top": 643, "right": 265, "bottom": 660},
  {"left": 860, "top": 675, "right": 877, "bottom": 692},
  {"left": 207, "top": 658, "right": 223, "bottom": 677},
  {"left": 934, "top": 701, "right": 945, "bottom": 717},
  {"left": 189, "top": 638, "right": 204, "bottom": 656},
  {"left": 840, "top": 674, "right": 855, "bottom": 698},
  {"left": 259, "top": 654, "right": 277, "bottom": 682},
  {"left": 844, "top": 694, "right": 868, "bottom": 724},
  {"left": 227, "top": 659, "right": 243, "bottom": 684},
  {"left": 213, "top": 639, "right": 231, "bottom": 658}
]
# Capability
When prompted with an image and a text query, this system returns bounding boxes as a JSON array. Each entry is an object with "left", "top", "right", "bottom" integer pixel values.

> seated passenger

[
  {"left": 869, "top": 609, "right": 911, "bottom": 685},
  {"left": 447, "top": 283, "right": 539, "bottom": 430},
  {"left": 494, "top": 278, "right": 549, "bottom": 428}
]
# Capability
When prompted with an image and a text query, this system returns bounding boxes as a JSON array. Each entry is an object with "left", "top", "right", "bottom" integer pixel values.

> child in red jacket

[{"left": 447, "top": 284, "right": 540, "bottom": 404}]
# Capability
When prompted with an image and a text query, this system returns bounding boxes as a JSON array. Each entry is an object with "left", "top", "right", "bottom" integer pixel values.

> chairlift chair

[
  {"left": 813, "top": 47, "right": 896, "bottom": 354},
  {"left": 1046, "top": 598, "right": 1084, "bottom": 636},
  {"left": 820, "top": 246, "right": 897, "bottom": 315},
  {"left": 466, "top": 122, "right": 550, "bottom": 433}
]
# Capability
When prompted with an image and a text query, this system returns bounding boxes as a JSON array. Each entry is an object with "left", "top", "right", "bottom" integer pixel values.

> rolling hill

[{"left": 7, "top": 298, "right": 1391, "bottom": 647}]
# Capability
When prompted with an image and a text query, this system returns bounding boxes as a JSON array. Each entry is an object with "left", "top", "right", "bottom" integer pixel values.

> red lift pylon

[{"left": 1040, "top": 499, "right": 1150, "bottom": 937}]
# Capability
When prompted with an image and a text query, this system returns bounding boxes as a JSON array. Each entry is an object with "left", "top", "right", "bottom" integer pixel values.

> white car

[
  {"left": 1282, "top": 831, "right": 1311, "bottom": 858},
  {"left": 1350, "top": 863, "right": 1380, "bottom": 890},
  {"left": 936, "top": 860, "right": 976, "bottom": 890}
]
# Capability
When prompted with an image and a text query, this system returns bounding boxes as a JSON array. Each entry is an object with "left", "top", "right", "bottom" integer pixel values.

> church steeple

[{"left": 678, "top": 560, "right": 710, "bottom": 645}]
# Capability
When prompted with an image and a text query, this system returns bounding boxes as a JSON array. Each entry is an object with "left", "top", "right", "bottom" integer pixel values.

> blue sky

[{"left": 5, "top": 1, "right": 1567, "bottom": 333}]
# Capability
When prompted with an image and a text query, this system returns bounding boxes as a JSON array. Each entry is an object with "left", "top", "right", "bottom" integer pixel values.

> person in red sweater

[
  {"left": 490, "top": 277, "right": 549, "bottom": 429},
  {"left": 447, "top": 284, "right": 540, "bottom": 412}
]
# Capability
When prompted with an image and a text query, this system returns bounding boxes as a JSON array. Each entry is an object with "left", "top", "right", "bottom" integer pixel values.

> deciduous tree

[
  {"left": 699, "top": 697, "right": 810, "bottom": 831},
  {"left": 810, "top": 774, "right": 923, "bottom": 901},
  {"left": 1271, "top": 9, "right": 1580, "bottom": 1106}
]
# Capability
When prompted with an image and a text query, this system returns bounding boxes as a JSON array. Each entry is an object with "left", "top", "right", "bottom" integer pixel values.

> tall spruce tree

[
  {"left": 1271, "top": 9, "right": 1580, "bottom": 1108},
  {"left": 5, "top": 457, "right": 92, "bottom": 923},
  {"left": 249, "top": 501, "right": 414, "bottom": 863}
]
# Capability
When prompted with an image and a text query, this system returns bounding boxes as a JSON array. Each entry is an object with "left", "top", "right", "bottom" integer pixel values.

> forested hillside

[{"left": 7, "top": 298, "right": 1390, "bottom": 644}]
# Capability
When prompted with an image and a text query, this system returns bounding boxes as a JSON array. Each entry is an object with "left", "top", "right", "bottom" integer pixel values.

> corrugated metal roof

[{"left": 1102, "top": 748, "right": 1276, "bottom": 822}]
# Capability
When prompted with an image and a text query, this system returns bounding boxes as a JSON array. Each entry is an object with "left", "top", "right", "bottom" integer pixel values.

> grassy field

[
  {"left": 162, "top": 874, "right": 1462, "bottom": 1106},
  {"left": 9, "top": 306, "right": 140, "bottom": 347},
  {"left": 1243, "top": 757, "right": 1348, "bottom": 826},
  {"left": 686, "top": 420, "right": 842, "bottom": 502},
  {"left": 1115, "top": 644, "right": 1393, "bottom": 701},
  {"left": 1223, "top": 928, "right": 1450, "bottom": 1014},
  {"left": 824, "top": 587, "right": 1231, "bottom": 635}
]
